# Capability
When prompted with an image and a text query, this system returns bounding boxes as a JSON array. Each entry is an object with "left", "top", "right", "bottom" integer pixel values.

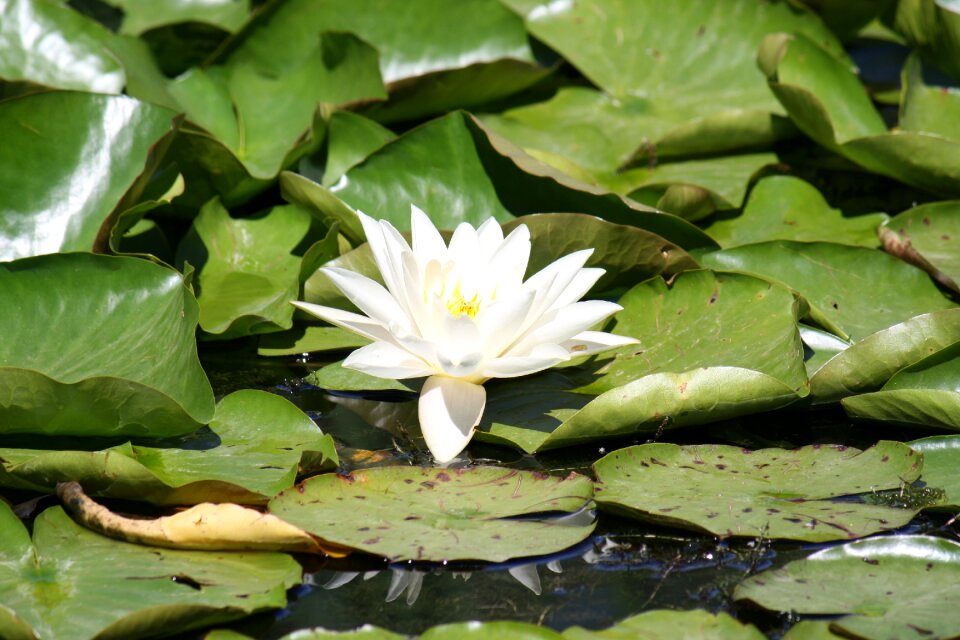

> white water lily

[{"left": 292, "top": 206, "right": 636, "bottom": 462}]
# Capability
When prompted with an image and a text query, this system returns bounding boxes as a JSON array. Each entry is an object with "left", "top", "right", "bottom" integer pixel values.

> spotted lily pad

[
  {"left": 908, "top": 435, "right": 960, "bottom": 509},
  {"left": 269, "top": 467, "right": 595, "bottom": 562},
  {"left": 880, "top": 200, "right": 960, "bottom": 292},
  {"left": 734, "top": 535, "right": 960, "bottom": 640},
  {"left": 0, "top": 502, "right": 301, "bottom": 640},
  {"left": 593, "top": 442, "right": 922, "bottom": 541}
]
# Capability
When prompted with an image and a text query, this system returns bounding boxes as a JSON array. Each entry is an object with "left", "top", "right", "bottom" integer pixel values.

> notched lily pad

[
  {"left": 593, "top": 441, "right": 922, "bottom": 541},
  {"left": 0, "top": 502, "right": 300, "bottom": 640},
  {"left": 734, "top": 535, "right": 960, "bottom": 640},
  {"left": 269, "top": 466, "right": 595, "bottom": 562}
]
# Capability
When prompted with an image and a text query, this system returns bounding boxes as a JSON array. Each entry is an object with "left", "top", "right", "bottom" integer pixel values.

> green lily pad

[
  {"left": 734, "top": 535, "right": 960, "bottom": 640},
  {"left": 306, "top": 361, "right": 418, "bottom": 393},
  {"left": 423, "top": 622, "right": 561, "bottom": 640},
  {"left": 760, "top": 32, "right": 960, "bottom": 196},
  {"left": 809, "top": 308, "right": 960, "bottom": 402},
  {"left": 706, "top": 176, "right": 887, "bottom": 248},
  {"left": 583, "top": 270, "right": 807, "bottom": 395},
  {"left": 593, "top": 441, "right": 922, "bottom": 541},
  {"left": 907, "top": 435, "right": 960, "bottom": 509},
  {"left": 274, "top": 627, "right": 406, "bottom": 640},
  {"left": 0, "top": 502, "right": 301, "bottom": 640},
  {"left": 107, "top": 0, "right": 250, "bottom": 35},
  {"left": 842, "top": 340, "right": 960, "bottom": 430},
  {"left": 880, "top": 200, "right": 960, "bottom": 292},
  {"left": 258, "top": 326, "right": 370, "bottom": 357},
  {"left": 0, "top": 92, "right": 177, "bottom": 260},
  {"left": 563, "top": 610, "right": 765, "bottom": 640},
  {"left": 0, "top": 0, "right": 124, "bottom": 94},
  {"left": 502, "top": 0, "right": 842, "bottom": 149},
  {"left": 176, "top": 199, "right": 317, "bottom": 339},
  {"left": 891, "top": 0, "right": 960, "bottom": 82},
  {"left": 0, "top": 253, "right": 214, "bottom": 437},
  {"left": 799, "top": 325, "right": 850, "bottom": 378},
  {"left": 701, "top": 241, "right": 956, "bottom": 342},
  {"left": 0, "top": 389, "right": 337, "bottom": 504},
  {"left": 316, "top": 111, "right": 397, "bottom": 187},
  {"left": 269, "top": 467, "right": 595, "bottom": 562},
  {"left": 780, "top": 621, "right": 844, "bottom": 640}
]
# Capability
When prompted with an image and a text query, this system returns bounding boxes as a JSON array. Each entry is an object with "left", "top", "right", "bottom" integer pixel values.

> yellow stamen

[{"left": 445, "top": 288, "right": 480, "bottom": 318}]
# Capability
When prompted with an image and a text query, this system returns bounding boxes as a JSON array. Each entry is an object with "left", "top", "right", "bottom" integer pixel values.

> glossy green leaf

[
  {"left": 880, "top": 200, "right": 960, "bottom": 292},
  {"left": 761, "top": 32, "right": 960, "bottom": 196},
  {"left": 269, "top": 467, "right": 595, "bottom": 562},
  {"left": 899, "top": 54, "right": 960, "bottom": 139},
  {"left": 107, "top": 0, "right": 250, "bottom": 35},
  {"left": 0, "top": 92, "right": 177, "bottom": 260},
  {"left": 908, "top": 435, "right": 960, "bottom": 508},
  {"left": 258, "top": 326, "right": 370, "bottom": 357},
  {"left": 809, "top": 308, "right": 960, "bottom": 402},
  {"left": 842, "top": 341, "right": 960, "bottom": 430},
  {"left": 503, "top": 0, "right": 843, "bottom": 112},
  {"left": 0, "top": 253, "right": 214, "bottom": 437},
  {"left": 583, "top": 270, "right": 807, "bottom": 395},
  {"left": 176, "top": 200, "right": 315, "bottom": 339},
  {"left": 318, "top": 111, "right": 397, "bottom": 187},
  {"left": 0, "top": 390, "right": 336, "bottom": 505},
  {"left": 701, "top": 241, "right": 956, "bottom": 342},
  {"left": 799, "top": 325, "right": 850, "bottom": 378},
  {"left": 0, "top": 0, "right": 124, "bottom": 93},
  {"left": 735, "top": 535, "right": 960, "bottom": 640},
  {"left": 891, "top": 0, "right": 960, "bottom": 82},
  {"left": 594, "top": 442, "right": 922, "bottom": 541},
  {"left": 275, "top": 627, "right": 406, "bottom": 640},
  {"left": 306, "top": 361, "right": 417, "bottom": 393},
  {"left": 780, "top": 621, "right": 844, "bottom": 640},
  {"left": 563, "top": 610, "right": 765, "bottom": 640},
  {"left": 424, "top": 622, "right": 561, "bottom": 640},
  {"left": 0, "top": 502, "right": 301, "bottom": 640},
  {"left": 706, "top": 176, "right": 887, "bottom": 248}
]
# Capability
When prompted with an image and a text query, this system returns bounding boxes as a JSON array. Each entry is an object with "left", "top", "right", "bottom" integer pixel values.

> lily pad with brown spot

[
  {"left": 593, "top": 442, "right": 922, "bottom": 541},
  {"left": 269, "top": 467, "right": 595, "bottom": 562}
]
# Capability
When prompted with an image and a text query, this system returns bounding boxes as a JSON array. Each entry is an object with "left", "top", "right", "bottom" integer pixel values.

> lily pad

[
  {"left": 317, "top": 111, "right": 397, "bottom": 187},
  {"left": 907, "top": 435, "right": 960, "bottom": 508},
  {"left": 799, "top": 325, "right": 850, "bottom": 378},
  {"left": 0, "top": 0, "right": 124, "bottom": 94},
  {"left": 269, "top": 467, "right": 595, "bottom": 562},
  {"left": 176, "top": 200, "right": 317, "bottom": 340},
  {"left": 880, "top": 200, "right": 960, "bottom": 292},
  {"left": 706, "top": 176, "right": 887, "bottom": 248},
  {"left": 734, "top": 535, "right": 960, "bottom": 640},
  {"left": 809, "top": 308, "right": 960, "bottom": 402},
  {"left": 258, "top": 326, "right": 370, "bottom": 357},
  {"left": 107, "top": 0, "right": 251, "bottom": 35},
  {"left": 760, "top": 32, "right": 960, "bottom": 196},
  {"left": 701, "top": 241, "right": 956, "bottom": 342},
  {"left": 0, "top": 92, "right": 177, "bottom": 260},
  {"left": 563, "top": 610, "right": 766, "bottom": 640},
  {"left": 593, "top": 442, "right": 922, "bottom": 541},
  {"left": 891, "top": 0, "right": 960, "bottom": 82},
  {"left": 0, "top": 253, "right": 214, "bottom": 437},
  {"left": 0, "top": 502, "right": 301, "bottom": 640},
  {"left": 423, "top": 622, "right": 561, "bottom": 640},
  {"left": 842, "top": 340, "right": 960, "bottom": 430},
  {"left": 0, "top": 389, "right": 337, "bottom": 505}
]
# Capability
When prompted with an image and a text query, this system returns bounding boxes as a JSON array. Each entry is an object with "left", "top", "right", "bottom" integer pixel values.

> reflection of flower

[{"left": 293, "top": 206, "right": 635, "bottom": 462}]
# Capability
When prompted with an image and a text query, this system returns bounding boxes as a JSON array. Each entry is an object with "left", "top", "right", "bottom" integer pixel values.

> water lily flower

[{"left": 292, "top": 206, "right": 636, "bottom": 462}]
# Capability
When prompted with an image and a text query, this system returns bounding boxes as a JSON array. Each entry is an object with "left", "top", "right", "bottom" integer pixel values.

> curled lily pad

[
  {"left": 706, "top": 176, "right": 887, "bottom": 248},
  {"left": 106, "top": 0, "right": 251, "bottom": 35},
  {"left": 0, "top": 390, "right": 337, "bottom": 504},
  {"left": 734, "top": 535, "right": 960, "bottom": 640},
  {"left": 269, "top": 467, "right": 595, "bottom": 562},
  {"left": 0, "top": 253, "right": 214, "bottom": 438},
  {"left": 891, "top": 0, "right": 960, "bottom": 82},
  {"left": 0, "top": 502, "right": 300, "bottom": 640},
  {"left": 593, "top": 442, "right": 923, "bottom": 541},
  {"left": 880, "top": 200, "right": 960, "bottom": 292}
]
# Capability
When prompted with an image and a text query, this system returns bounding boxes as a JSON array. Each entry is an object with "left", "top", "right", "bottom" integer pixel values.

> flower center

[{"left": 445, "top": 287, "right": 480, "bottom": 318}]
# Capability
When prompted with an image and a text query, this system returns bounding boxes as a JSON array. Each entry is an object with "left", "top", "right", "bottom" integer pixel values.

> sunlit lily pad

[
  {"left": 593, "top": 442, "right": 922, "bottom": 541},
  {"left": 706, "top": 176, "right": 887, "bottom": 248},
  {"left": 258, "top": 326, "right": 370, "bottom": 357},
  {"left": 701, "top": 241, "right": 956, "bottom": 342},
  {"left": 269, "top": 467, "right": 595, "bottom": 562},
  {"left": 0, "top": 502, "right": 300, "bottom": 640},
  {"left": 891, "top": 0, "right": 960, "bottom": 81},
  {"left": 908, "top": 435, "right": 960, "bottom": 509},
  {"left": 810, "top": 308, "right": 960, "bottom": 403},
  {"left": 0, "top": 390, "right": 336, "bottom": 505},
  {"left": 842, "top": 341, "right": 960, "bottom": 430},
  {"left": 315, "top": 111, "right": 397, "bottom": 187},
  {"left": 760, "top": 32, "right": 960, "bottom": 196},
  {"left": 107, "top": 0, "right": 251, "bottom": 35},
  {"left": 0, "top": 253, "right": 214, "bottom": 437},
  {"left": 734, "top": 535, "right": 960, "bottom": 640},
  {"left": 423, "top": 622, "right": 561, "bottom": 640},
  {"left": 880, "top": 200, "right": 960, "bottom": 292},
  {"left": 0, "top": 92, "right": 177, "bottom": 260},
  {"left": 0, "top": 0, "right": 124, "bottom": 94},
  {"left": 176, "top": 200, "right": 318, "bottom": 339},
  {"left": 563, "top": 610, "right": 765, "bottom": 640}
]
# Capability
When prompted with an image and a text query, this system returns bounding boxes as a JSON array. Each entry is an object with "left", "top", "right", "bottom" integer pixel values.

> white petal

[
  {"left": 290, "top": 301, "right": 393, "bottom": 343},
  {"left": 521, "top": 249, "right": 594, "bottom": 325},
  {"left": 474, "top": 288, "right": 535, "bottom": 356},
  {"left": 476, "top": 217, "right": 504, "bottom": 257},
  {"left": 357, "top": 211, "right": 407, "bottom": 301},
  {"left": 434, "top": 314, "right": 483, "bottom": 377},
  {"left": 481, "top": 343, "right": 570, "bottom": 378},
  {"left": 508, "top": 300, "right": 623, "bottom": 357},
  {"left": 487, "top": 224, "right": 531, "bottom": 291},
  {"left": 343, "top": 342, "right": 436, "bottom": 379},
  {"left": 410, "top": 204, "right": 447, "bottom": 264},
  {"left": 418, "top": 376, "right": 486, "bottom": 463},
  {"left": 322, "top": 267, "right": 411, "bottom": 334},
  {"left": 552, "top": 267, "right": 605, "bottom": 308},
  {"left": 448, "top": 221, "right": 480, "bottom": 262},
  {"left": 561, "top": 330, "right": 638, "bottom": 356}
]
